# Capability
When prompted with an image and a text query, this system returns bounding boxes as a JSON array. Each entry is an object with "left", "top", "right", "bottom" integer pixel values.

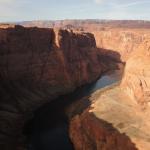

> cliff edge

[
  {"left": 69, "top": 38, "right": 150, "bottom": 150},
  {"left": 0, "top": 25, "right": 105, "bottom": 149}
]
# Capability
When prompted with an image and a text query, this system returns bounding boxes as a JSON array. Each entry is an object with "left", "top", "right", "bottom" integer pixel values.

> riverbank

[{"left": 25, "top": 66, "right": 124, "bottom": 150}]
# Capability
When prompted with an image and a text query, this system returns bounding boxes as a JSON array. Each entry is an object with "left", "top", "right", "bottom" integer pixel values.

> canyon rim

[{"left": 0, "top": 0, "right": 150, "bottom": 150}]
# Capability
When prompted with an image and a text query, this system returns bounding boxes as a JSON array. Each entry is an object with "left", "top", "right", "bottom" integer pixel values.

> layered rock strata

[
  {"left": 19, "top": 20, "right": 150, "bottom": 62},
  {"left": 93, "top": 29, "right": 150, "bottom": 61},
  {"left": 69, "top": 39, "right": 150, "bottom": 150},
  {"left": 121, "top": 40, "right": 150, "bottom": 107},
  {"left": 0, "top": 25, "right": 105, "bottom": 149}
]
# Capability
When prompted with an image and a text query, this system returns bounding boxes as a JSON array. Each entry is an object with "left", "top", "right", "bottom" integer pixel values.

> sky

[{"left": 0, "top": 0, "right": 150, "bottom": 22}]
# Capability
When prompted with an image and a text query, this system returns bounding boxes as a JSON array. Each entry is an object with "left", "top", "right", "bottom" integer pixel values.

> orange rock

[{"left": 121, "top": 40, "right": 150, "bottom": 107}]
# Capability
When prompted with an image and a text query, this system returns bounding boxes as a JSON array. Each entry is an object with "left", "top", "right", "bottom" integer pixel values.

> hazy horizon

[
  {"left": 0, "top": 0, "right": 150, "bottom": 22},
  {"left": 0, "top": 19, "right": 150, "bottom": 24}
]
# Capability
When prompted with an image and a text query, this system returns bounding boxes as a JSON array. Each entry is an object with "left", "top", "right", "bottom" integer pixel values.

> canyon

[
  {"left": 0, "top": 25, "right": 107, "bottom": 150},
  {"left": 68, "top": 28, "right": 150, "bottom": 149},
  {"left": 0, "top": 20, "right": 150, "bottom": 150}
]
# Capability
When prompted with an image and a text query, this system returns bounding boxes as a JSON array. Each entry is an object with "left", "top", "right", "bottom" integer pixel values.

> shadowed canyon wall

[{"left": 0, "top": 25, "right": 107, "bottom": 149}]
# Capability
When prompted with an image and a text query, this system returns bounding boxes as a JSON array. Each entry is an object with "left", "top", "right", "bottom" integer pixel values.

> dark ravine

[
  {"left": 24, "top": 67, "right": 124, "bottom": 150},
  {"left": 0, "top": 25, "right": 122, "bottom": 149}
]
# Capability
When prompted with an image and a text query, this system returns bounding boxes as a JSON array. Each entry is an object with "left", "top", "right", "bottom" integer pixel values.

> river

[{"left": 25, "top": 67, "right": 123, "bottom": 150}]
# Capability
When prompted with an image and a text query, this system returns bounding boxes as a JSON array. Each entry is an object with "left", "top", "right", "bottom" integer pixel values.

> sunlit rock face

[
  {"left": 0, "top": 25, "right": 105, "bottom": 149},
  {"left": 121, "top": 40, "right": 150, "bottom": 107},
  {"left": 91, "top": 24, "right": 150, "bottom": 107},
  {"left": 69, "top": 38, "right": 150, "bottom": 150},
  {"left": 69, "top": 81, "right": 150, "bottom": 150},
  {"left": 93, "top": 29, "right": 150, "bottom": 62}
]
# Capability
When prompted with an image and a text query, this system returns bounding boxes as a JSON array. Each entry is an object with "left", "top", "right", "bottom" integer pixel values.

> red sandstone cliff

[
  {"left": 19, "top": 20, "right": 150, "bottom": 61},
  {"left": 69, "top": 34, "right": 150, "bottom": 150},
  {"left": 1, "top": 22, "right": 149, "bottom": 150},
  {"left": 20, "top": 20, "right": 150, "bottom": 62},
  {"left": 0, "top": 25, "right": 105, "bottom": 149}
]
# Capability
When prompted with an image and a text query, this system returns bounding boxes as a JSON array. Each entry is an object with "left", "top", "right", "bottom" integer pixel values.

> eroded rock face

[
  {"left": 70, "top": 112, "right": 138, "bottom": 150},
  {"left": 19, "top": 20, "right": 150, "bottom": 62},
  {"left": 69, "top": 36, "right": 150, "bottom": 150},
  {"left": 69, "top": 86, "right": 141, "bottom": 150},
  {"left": 121, "top": 40, "right": 150, "bottom": 107},
  {"left": 0, "top": 25, "right": 105, "bottom": 149},
  {"left": 93, "top": 29, "right": 150, "bottom": 61},
  {"left": 69, "top": 85, "right": 150, "bottom": 150}
]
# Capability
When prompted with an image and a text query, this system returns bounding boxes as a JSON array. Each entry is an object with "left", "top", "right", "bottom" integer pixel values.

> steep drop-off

[
  {"left": 18, "top": 20, "right": 150, "bottom": 150},
  {"left": 0, "top": 25, "right": 106, "bottom": 149},
  {"left": 69, "top": 36, "right": 150, "bottom": 150}
]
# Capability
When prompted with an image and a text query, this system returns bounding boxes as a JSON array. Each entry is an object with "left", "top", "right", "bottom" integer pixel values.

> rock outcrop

[
  {"left": 69, "top": 36, "right": 150, "bottom": 150},
  {"left": 93, "top": 29, "right": 150, "bottom": 61},
  {"left": 19, "top": 20, "right": 150, "bottom": 62},
  {"left": 0, "top": 25, "right": 105, "bottom": 149},
  {"left": 69, "top": 85, "right": 150, "bottom": 150},
  {"left": 121, "top": 40, "right": 150, "bottom": 107}
]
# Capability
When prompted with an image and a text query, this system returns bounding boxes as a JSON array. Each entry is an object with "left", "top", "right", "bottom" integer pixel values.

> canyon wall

[
  {"left": 0, "top": 25, "right": 106, "bottom": 149},
  {"left": 69, "top": 31, "right": 150, "bottom": 150},
  {"left": 19, "top": 20, "right": 150, "bottom": 62},
  {"left": 121, "top": 40, "right": 150, "bottom": 107},
  {"left": 92, "top": 29, "right": 150, "bottom": 61},
  {"left": 1, "top": 21, "right": 149, "bottom": 150}
]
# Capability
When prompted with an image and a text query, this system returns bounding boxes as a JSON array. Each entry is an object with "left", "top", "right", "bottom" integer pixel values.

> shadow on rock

[{"left": 70, "top": 109, "right": 138, "bottom": 150}]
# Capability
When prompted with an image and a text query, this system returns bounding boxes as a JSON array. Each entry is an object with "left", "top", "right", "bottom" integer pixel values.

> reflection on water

[
  {"left": 26, "top": 67, "right": 123, "bottom": 150},
  {"left": 91, "top": 69, "right": 122, "bottom": 92}
]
